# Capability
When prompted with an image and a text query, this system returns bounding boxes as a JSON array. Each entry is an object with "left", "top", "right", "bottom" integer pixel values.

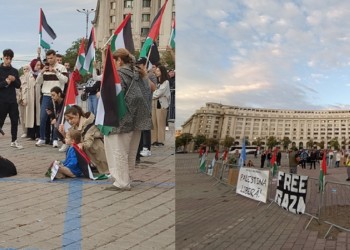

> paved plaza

[
  {"left": 176, "top": 153, "right": 350, "bottom": 250},
  {"left": 0, "top": 119, "right": 175, "bottom": 250}
]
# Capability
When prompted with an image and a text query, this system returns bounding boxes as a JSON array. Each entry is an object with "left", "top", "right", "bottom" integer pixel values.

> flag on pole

[
  {"left": 319, "top": 150, "right": 327, "bottom": 192},
  {"left": 199, "top": 147, "right": 208, "bottom": 172},
  {"left": 140, "top": 0, "right": 168, "bottom": 59},
  {"left": 83, "top": 27, "right": 95, "bottom": 74},
  {"left": 208, "top": 150, "right": 219, "bottom": 176},
  {"left": 169, "top": 19, "right": 175, "bottom": 49},
  {"left": 111, "top": 13, "right": 134, "bottom": 54},
  {"left": 238, "top": 139, "right": 246, "bottom": 168},
  {"left": 95, "top": 46, "right": 127, "bottom": 135},
  {"left": 270, "top": 148, "right": 278, "bottom": 177},
  {"left": 39, "top": 8, "right": 57, "bottom": 49},
  {"left": 75, "top": 38, "right": 86, "bottom": 75}
]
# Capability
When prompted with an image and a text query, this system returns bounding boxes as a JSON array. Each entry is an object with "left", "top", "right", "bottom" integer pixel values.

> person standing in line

[
  {"left": 36, "top": 49, "right": 67, "bottom": 147},
  {"left": 151, "top": 65, "right": 171, "bottom": 147},
  {"left": 0, "top": 49, "right": 23, "bottom": 149}
]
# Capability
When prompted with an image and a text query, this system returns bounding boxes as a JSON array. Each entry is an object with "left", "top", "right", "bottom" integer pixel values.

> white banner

[
  {"left": 236, "top": 167, "right": 270, "bottom": 203},
  {"left": 275, "top": 171, "right": 308, "bottom": 214}
]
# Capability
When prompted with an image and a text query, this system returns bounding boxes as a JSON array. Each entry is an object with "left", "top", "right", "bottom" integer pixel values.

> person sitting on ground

[
  {"left": 58, "top": 105, "right": 108, "bottom": 174},
  {"left": 54, "top": 129, "right": 82, "bottom": 179}
]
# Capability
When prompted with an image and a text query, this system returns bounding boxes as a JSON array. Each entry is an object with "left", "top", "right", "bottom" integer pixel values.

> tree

[
  {"left": 206, "top": 138, "right": 219, "bottom": 152},
  {"left": 176, "top": 133, "right": 193, "bottom": 152},
  {"left": 266, "top": 136, "right": 278, "bottom": 149},
  {"left": 318, "top": 140, "right": 325, "bottom": 149},
  {"left": 252, "top": 137, "right": 264, "bottom": 147},
  {"left": 193, "top": 134, "right": 206, "bottom": 150},
  {"left": 329, "top": 137, "right": 340, "bottom": 150},
  {"left": 161, "top": 50, "right": 175, "bottom": 69},
  {"left": 306, "top": 139, "right": 314, "bottom": 149},
  {"left": 222, "top": 136, "right": 234, "bottom": 148},
  {"left": 281, "top": 137, "right": 291, "bottom": 150}
]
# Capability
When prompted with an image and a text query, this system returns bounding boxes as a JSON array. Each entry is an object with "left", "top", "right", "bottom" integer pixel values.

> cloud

[{"left": 176, "top": 0, "right": 350, "bottom": 129}]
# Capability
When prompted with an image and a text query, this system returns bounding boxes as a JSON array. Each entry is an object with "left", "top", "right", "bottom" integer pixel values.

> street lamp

[{"left": 76, "top": 8, "right": 95, "bottom": 39}]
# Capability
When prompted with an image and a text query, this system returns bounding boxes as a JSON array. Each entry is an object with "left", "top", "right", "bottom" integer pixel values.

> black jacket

[{"left": 0, "top": 64, "right": 21, "bottom": 103}]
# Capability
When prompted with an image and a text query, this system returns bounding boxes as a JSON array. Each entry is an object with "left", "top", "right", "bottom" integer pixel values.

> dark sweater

[{"left": 0, "top": 64, "right": 21, "bottom": 103}]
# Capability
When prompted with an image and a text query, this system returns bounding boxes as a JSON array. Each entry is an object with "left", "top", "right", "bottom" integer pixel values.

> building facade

[
  {"left": 182, "top": 102, "right": 350, "bottom": 149},
  {"left": 92, "top": 0, "right": 175, "bottom": 55}
]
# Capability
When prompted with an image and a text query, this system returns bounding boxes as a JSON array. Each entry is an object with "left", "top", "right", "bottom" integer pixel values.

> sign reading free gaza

[
  {"left": 275, "top": 171, "right": 308, "bottom": 214},
  {"left": 236, "top": 168, "right": 270, "bottom": 203}
]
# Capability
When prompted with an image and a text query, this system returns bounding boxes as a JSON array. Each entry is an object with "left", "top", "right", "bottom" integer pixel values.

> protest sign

[
  {"left": 275, "top": 171, "right": 308, "bottom": 214},
  {"left": 236, "top": 168, "right": 270, "bottom": 203}
]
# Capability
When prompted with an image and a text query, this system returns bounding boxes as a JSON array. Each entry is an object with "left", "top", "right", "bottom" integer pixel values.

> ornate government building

[{"left": 182, "top": 103, "right": 350, "bottom": 149}]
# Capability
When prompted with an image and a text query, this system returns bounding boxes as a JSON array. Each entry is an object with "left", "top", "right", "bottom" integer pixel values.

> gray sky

[
  {"left": 0, "top": 0, "right": 96, "bottom": 68},
  {"left": 176, "top": 0, "right": 350, "bottom": 129}
]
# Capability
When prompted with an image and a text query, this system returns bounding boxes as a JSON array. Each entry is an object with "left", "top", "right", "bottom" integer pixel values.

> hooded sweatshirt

[{"left": 0, "top": 63, "right": 21, "bottom": 103}]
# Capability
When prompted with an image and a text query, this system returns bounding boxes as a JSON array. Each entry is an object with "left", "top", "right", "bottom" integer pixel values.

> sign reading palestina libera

[
  {"left": 275, "top": 171, "right": 308, "bottom": 214},
  {"left": 236, "top": 167, "right": 270, "bottom": 203}
]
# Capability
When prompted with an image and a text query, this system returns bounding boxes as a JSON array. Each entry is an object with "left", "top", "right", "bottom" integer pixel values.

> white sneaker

[
  {"left": 11, "top": 140, "right": 23, "bottom": 149},
  {"left": 58, "top": 144, "right": 69, "bottom": 152},
  {"left": 140, "top": 148, "right": 151, "bottom": 157},
  {"left": 53, "top": 140, "right": 58, "bottom": 148},
  {"left": 20, "top": 133, "right": 27, "bottom": 138},
  {"left": 36, "top": 139, "right": 45, "bottom": 147}
]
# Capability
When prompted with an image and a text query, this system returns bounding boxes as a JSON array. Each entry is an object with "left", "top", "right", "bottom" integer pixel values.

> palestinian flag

[
  {"left": 270, "top": 148, "right": 278, "bottom": 177},
  {"left": 319, "top": 150, "right": 327, "bottom": 192},
  {"left": 39, "top": 8, "right": 57, "bottom": 49},
  {"left": 169, "top": 19, "right": 175, "bottom": 49},
  {"left": 95, "top": 46, "right": 127, "bottom": 135},
  {"left": 140, "top": 0, "right": 168, "bottom": 59},
  {"left": 75, "top": 38, "right": 86, "bottom": 75},
  {"left": 83, "top": 27, "right": 95, "bottom": 74},
  {"left": 208, "top": 150, "right": 219, "bottom": 176},
  {"left": 111, "top": 13, "right": 134, "bottom": 54},
  {"left": 199, "top": 147, "right": 208, "bottom": 173}
]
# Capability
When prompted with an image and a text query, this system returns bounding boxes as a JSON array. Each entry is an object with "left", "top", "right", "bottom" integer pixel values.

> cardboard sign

[{"left": 236, "top": 168, "right": 270, "bottom": 203}]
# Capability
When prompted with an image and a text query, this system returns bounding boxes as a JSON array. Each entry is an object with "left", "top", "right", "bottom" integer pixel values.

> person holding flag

[{"left": 100, "top": 48, "right": 152, "bottom": 191}]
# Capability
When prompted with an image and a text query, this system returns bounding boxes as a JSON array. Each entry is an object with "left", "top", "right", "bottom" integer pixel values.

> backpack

[{"left": 0, "top": 156, "right": 17, "bottom": 177}]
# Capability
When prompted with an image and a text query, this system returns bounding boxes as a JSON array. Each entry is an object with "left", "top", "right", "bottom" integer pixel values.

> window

[
  {"left": 142, "top": 14, "right": 150, "bottom": 22},
  {"left": 111, "top": 2, "right": 116, "bottom": 9},
  {"left": 110, "top": 16, "right": 116, "bottom": 23},
  {"left": 143, "top": 0, "right": 151, "bottom": 7},
  {"left": 124, "top": 0, "right": 133, "bottom": 8},
  {"left": 141, "top": 28, "right": 150, "bottom": 36}
]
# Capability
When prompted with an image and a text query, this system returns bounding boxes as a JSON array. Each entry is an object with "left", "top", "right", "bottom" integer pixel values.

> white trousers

[{"left": 104, "top": 130, "right": 141, "bottom": 188}]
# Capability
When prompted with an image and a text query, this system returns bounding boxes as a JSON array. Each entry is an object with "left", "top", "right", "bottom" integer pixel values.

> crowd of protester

[{"left": 0, "top": 46, "right": 175, "bottom": 191}]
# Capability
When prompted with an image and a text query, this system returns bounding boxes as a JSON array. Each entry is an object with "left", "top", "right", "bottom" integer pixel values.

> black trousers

[{"left": 0, "top": 102, "right": 19, "bottom": 142}]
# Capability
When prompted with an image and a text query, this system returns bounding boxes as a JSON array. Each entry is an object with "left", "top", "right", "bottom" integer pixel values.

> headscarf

[{"left": 30, "top": 59, "right": 41, "bottom": 79}]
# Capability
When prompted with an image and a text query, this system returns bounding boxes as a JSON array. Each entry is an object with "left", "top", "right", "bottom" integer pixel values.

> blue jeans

[
  {"left": 88, "top": 94, "right": 98, "bottom": 116},
  {"left": 40, "top": 96, "right": 52, "bottom": 140}
]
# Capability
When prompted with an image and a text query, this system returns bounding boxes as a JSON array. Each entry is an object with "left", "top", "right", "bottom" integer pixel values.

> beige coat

[
  {"left": 68, "top": 113, "right": 109, "bottom": 174},
  {"left": 20, "top": 72, "right": 41, "bottom": 128}
]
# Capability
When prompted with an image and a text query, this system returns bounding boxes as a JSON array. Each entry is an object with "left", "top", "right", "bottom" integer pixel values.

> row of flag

[{"left": 39, "top": 0, "right": 173, "bottom": 138}]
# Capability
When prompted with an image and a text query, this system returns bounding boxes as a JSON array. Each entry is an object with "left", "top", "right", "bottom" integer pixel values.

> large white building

[
  {"left": 182, "top": 102, "right": 350, "bottom": 149},
  {"left": 93, "top": 0, "right": 175, "bottom": 55}
]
